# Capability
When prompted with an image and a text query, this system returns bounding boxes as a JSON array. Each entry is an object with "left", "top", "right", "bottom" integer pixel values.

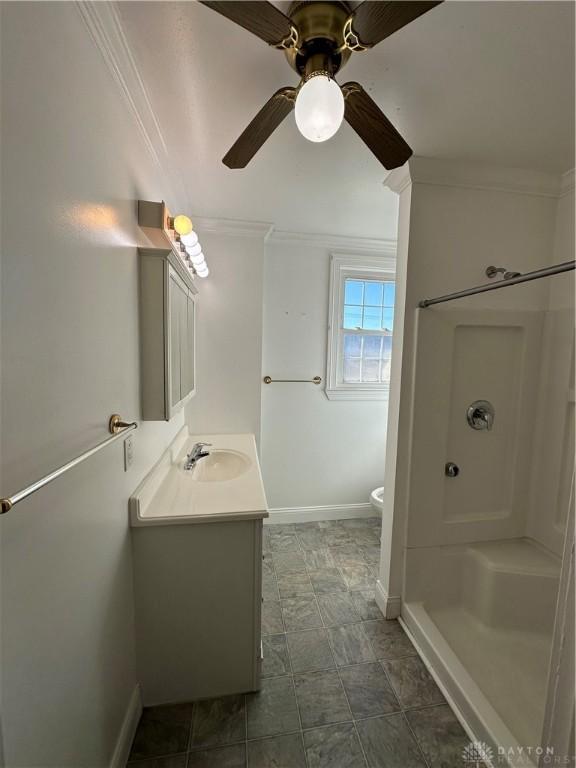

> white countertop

[{"left": 129, "top": 429, "right": 269, "bottom": 526}]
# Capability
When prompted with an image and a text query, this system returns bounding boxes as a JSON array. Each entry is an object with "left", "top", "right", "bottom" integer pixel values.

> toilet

[{"left": 370, "top": 486, "right": 384, "bottom": 513}]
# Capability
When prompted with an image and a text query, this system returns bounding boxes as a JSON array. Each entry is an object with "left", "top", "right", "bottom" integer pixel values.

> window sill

[{"left": 325, "top": 387, "right": 390, "bottom": 402}]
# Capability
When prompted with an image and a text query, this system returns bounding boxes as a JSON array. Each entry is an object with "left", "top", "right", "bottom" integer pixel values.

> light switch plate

[{"left": 124, "top": 435, "right": 134, "bottom": 471}]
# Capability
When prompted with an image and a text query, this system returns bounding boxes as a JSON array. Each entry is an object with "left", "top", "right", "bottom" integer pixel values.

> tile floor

[{"left": 127, "top": 518, "right": 470, "bottom": 767}]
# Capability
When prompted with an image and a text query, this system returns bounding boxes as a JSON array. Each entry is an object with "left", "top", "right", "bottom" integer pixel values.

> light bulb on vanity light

[
  {"left": 172, "top": 215, "right": 193, "bottom": 236},
  {"left": 180, "top": 230, "right": 199, "bottom": 248},
  {"left": 295, "top": 74, "right": 344, "bottom": 143},
  {"left": 185, "top": 241, "right": 202, "bottom": 258},
  {"left": 196, "top": 265, "right": 209, "bottom": 278},
  {"left": 189, "top": 251, "right": 205, "bottom": 267}
]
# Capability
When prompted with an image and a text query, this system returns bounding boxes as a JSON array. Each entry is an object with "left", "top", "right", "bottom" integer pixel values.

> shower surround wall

[{"left": 379, "top": 158, "right": 574, "bottom": 759}]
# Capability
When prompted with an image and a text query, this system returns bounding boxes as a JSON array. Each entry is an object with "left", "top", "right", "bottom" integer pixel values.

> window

[{"left": 326, "top": 253, "right": 396, "bottom": 401}]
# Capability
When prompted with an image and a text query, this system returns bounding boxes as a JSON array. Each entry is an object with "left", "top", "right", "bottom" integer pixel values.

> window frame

[{"left": 326, "top": 253, "right": 396, "bottom": 401}]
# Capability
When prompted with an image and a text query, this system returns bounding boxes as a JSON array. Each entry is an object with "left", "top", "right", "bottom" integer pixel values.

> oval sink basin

[{"left": 190, "top": 450, "right": 251, "bottom": 482}]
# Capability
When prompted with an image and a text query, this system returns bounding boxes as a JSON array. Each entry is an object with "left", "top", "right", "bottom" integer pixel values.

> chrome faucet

[{"left": 184, "top": 442, "right": 212, "bottom": 471}]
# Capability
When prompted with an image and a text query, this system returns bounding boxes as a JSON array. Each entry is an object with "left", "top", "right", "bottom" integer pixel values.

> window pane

[
  {"left": 364, "top": 281, "right": 383, "bottom": 306},
  {"left": 363, "top": 335, "right": 382, "bottom": 358},
  {"left": 382, "top": 307, "right": 394, "bottom": 331},
  {"left": 343, "top": 358, "right": 361, "bottom": 383},
  {"left": 362, "top": 306, "right": 381, "bottom": 330},
  {"left": 343, "top": 305, "right": 363, "bottom": 329},
  {"left": 381, "top": 358, "right": 392, "bottom": 381},
  {"left": 384, "top": 283, "right": 395, "bottom": 306},
  {"left": 382, "top": 335, "right": 393, "bottom": 359},
  {"left": 343, "top": 333, "right": 362, "bottom": 356},
  {"left": 344, "top": 279, "right": 363, "bottom": 305},
  {"left": 363, "top": 359, "right": 381, "bottom": 382}
]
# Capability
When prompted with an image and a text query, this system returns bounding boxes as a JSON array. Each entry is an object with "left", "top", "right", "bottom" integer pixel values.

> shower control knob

[{"left": 445, "top": 462, "right": 460, "bottom": 478}]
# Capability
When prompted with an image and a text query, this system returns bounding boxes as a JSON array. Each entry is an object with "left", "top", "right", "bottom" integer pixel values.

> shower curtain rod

[{"left": 419, "top": 260, "right": 575, "bottom": 308}]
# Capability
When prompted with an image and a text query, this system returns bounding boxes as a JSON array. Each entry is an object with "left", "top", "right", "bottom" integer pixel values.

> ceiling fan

[{"left": 199, "top": 1, "right": 443, "bottom": 169}]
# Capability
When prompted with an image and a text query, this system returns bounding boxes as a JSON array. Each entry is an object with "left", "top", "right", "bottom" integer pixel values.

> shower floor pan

[{"left": 402, "top": 538, "right": 560, "bottom": 764}]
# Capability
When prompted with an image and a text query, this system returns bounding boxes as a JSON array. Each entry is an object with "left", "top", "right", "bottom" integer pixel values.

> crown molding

[
  {"left": 384, "top": 157, "right": 571, "bottom": 199},
  {"left": 191, "top": 216, "right": 274, "bottom": 239},
  {"left": 76, "top": 1, "right": 172, "bottom": 173},
  {"left": 268, "top": 229, "right": 397, "bottom": 255}
]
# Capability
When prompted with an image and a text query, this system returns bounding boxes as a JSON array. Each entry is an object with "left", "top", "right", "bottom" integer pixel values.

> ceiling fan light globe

[{"left": 295, "top": 75, "right": 344, "bottom": 143}]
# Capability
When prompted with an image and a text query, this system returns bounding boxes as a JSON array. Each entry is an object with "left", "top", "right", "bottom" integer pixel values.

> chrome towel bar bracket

[
  {"left": 263, "top": 376, "right": 322, "bottom": 385},
  {"left": 0, "top": 414, "right": 138, "bottom": 515}
]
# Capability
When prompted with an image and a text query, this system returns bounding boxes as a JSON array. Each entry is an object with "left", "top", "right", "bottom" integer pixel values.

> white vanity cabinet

[
  {"left": 129, "top": 431, "right": 268, "bottom": 706},
  {"left": 139, "top": 248, "right": 196, "bottom": 421}
]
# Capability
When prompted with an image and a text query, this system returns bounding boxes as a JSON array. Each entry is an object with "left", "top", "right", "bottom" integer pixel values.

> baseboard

[
  {"left": 110, "top": 684, "right": 142, "bottom": 768},
  {"left": 374, "top": 579, "right": 401, "bottom": 619},
  {"left": 265, "top": 502, "right": 376, "bottom": 524}
]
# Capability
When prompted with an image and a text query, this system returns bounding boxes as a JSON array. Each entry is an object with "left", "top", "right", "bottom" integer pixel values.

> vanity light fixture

[{"left": 138, "top": 201, "right": 210, "bottom": 280}]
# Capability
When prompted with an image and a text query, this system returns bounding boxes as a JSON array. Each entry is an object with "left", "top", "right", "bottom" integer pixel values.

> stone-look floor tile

[
  {"left": 269, "top": 532, "right": 302, "bottom": 553},
  {"left": 129, "top": 704, "right": 193, "bottom": 760},
  {"left": 322, "top": 527, "right": 353, "bottom": 548},
  {"left": 281, "top": 595, "right": 323, "bottom": 632},
  {"left": 262, "top": 556, "right": 275, "bottom": 577},
  {"left": 406, "top": 704, "right": 469, "bottom": 767},
  {"left": 308, "top": 568, "right": 347, "bottom": 594},
  {"left": 383, "top": 656, "right": 445, "bottom": 709},
  {"left": 303, "top": 723, "right": 366, "bottom": 768},
  {"left": 339, "top": 564, "right": 375, "bottom": 591},
  {"left": 328, "top": 623, "right": 375, "bottom": 666},
  {"left": 277, "top": 571, "right": 314, "bottom": 598},
  {"left": 286, "top": 628, "right": 335, "bottom": 673},
  {"left": 339, "top": 662, "right": 401, "bottom": 718},
  {"left": 361, "top": 546, "right": 381, "bottom": 564},
  {"left": 294, "top": 521, "right": 320, "bottom": 532},
  {"left": 262, "top": 634, "right": 290, "bottom": 678},
  {"left": 330, "top": 545, "right": 367, "bottom": 567},
  {"left": 349, "top": 590, "right": 383, "bottom": 621},
  {"left": 363, "top": 620, "right": 416, "bottom": 660},
  {"left": 348, "top": 528, "right": 381, "bottom": 548},
  {"left": 128, "top": 756, "right": 187, "bottom": 768},
  {"left": 339, "top": 517, "right": 380, "bottom": 529},
  {"left": 356, "top": 714, "right": 427, "bottom": 768},
  {"left": 262, "top": 600, "right": 284, "bottom": 635},
  {"left": 297, "top": 529, "right": 328, "bottom": 551},
  {"left": 247, "top": 676, "right": 300, "bottom": 739},
  {"left": 262, "top": 572, "right": 280, "bottom": 602},
  {"left": 191, "top": 696, "right": 245, "bottom": 749},
  {"left": 316, "top": 593, "right": 361, "bottom": 627},
  {"left": 294, "top": 670, "right": 352, "bottom": 729},
  {"left": 272, "top": 551, "right": 307, "bottom": 573},
  {"left": 247, "top": 733, "right": 307, "bottom": 768},
  {"left": 317, "top": 520, "right": 343, "bottom": 529},
  {"left": 303, "top": 549, "right": 335, "bottom": 570},
  {"left": 187, "top": 743, "right": 246, "bottom": 767}
]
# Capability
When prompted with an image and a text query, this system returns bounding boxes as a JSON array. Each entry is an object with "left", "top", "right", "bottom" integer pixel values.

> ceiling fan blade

[
  {"left": 223, "top": 87, "right": 297, "bottom": 169},
  {"left": 347, "top": 1, "right": 443, "bottom": 49},
  {"left": 342, "top": 82, "right": 412, "bottom": 170},
  {"left": 199, "top": 2, "right": 296, "bottom": 48}
]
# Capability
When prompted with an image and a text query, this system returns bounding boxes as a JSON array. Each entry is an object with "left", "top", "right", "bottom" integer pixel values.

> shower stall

[{"left": 399, "top": 264, "right": 575, "bottom": 764}]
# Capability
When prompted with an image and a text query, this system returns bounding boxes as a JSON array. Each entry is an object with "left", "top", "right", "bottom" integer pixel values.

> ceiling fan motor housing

[{"left": 285, "top": 1, "right": 352, "bottom": 78}]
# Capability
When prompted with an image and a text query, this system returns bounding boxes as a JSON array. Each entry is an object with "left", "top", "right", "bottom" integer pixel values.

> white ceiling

[{"left": 118, "top": 1, "right": 575, "bottom": 239}]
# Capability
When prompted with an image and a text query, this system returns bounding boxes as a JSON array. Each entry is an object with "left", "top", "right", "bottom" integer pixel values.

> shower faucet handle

[{"left": 466, "top": 400, "right": 495, "bottom": 431}]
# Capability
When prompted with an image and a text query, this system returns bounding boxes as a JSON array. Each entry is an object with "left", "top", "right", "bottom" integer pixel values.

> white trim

[
  {"left": 265, "top": 502, "right": 376, "bottom": 524},
  {"left": 76, "top": 2, "right": 168, "bottom": 169},
  {"left": 326, "top": 253, "right": 396, "bottom": 402},
  {"left": 374, "top": 579, "right": 401, "bottom": 619},
  {"left": 384, "top": 157, "right": 572, "bottom": 199},
  {"left": 268, "top": 229, "right": 397, "bottom": 254},
  {"left": 109, "top": 684, "right": 142, "bottom": 768},
  {"left": 191, "top": 215, "right": 274, "bottom": 239}
]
